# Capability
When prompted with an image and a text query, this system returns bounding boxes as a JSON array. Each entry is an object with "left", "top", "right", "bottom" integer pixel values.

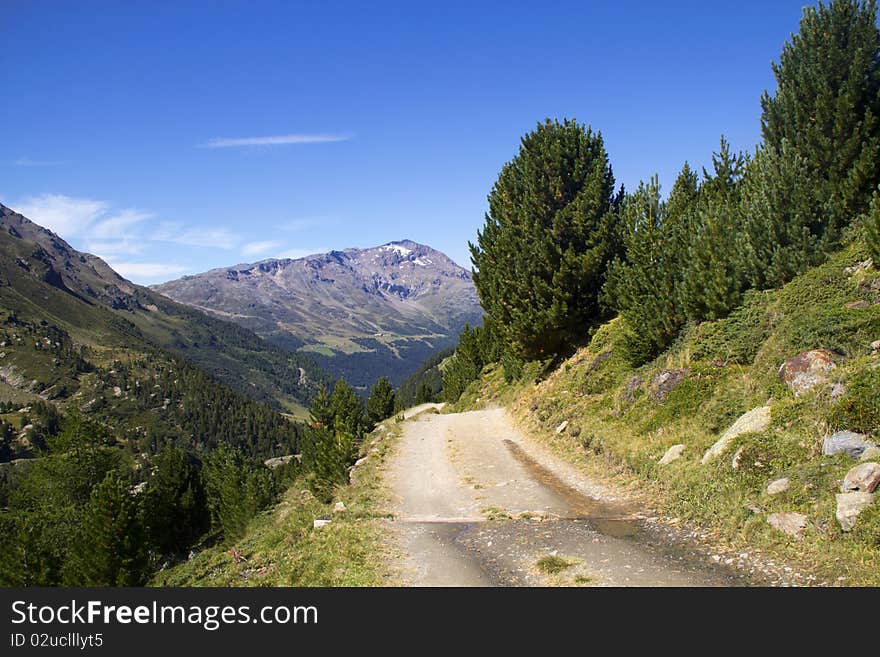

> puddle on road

[{"left": 502, "top": 439, "right": 643, "bottom": 539}]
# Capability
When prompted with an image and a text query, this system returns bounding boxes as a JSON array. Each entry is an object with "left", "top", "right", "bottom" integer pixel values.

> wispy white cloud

[
  {"left": 13, "top": 194, "right": 109, "bottom": 237},
  {"left": 91, "top": 209, "right": 153, "bottom": 239},
  {"left": 8, "top": 157, "right": 64, "bottom": 167},
  {"left": 241, "top": 240, "right": 283, "bottom": 257},
  {"left": 87, "top": 239, "right": 144, "bottom": 258},
  {"left": 151, "top": 222, "right": 239, "bottom": 249},
  {"left": 106, "top": 262, "right": 189, "bottom": 280},
  {"left": 200, "top": 133, "right": 351, "bottom": 148}
]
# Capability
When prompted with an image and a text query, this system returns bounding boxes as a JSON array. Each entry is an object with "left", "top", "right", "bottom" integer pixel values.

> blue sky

[{"left": 2, "top": 0, "right": 811, "bottom": 284}]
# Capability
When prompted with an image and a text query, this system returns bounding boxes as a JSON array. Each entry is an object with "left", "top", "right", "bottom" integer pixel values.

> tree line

[
  {"left": 443, "top": 0, "right": 880, "bottom": 400},
  {"left": 0, "top": 305, "right": 404, "bottom": 585}
]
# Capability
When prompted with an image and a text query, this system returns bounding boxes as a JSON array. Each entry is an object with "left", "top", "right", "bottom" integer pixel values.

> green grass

[
  {"left": 535, "top": 555, "right": 576, "bottom": 575},
  {"left": 151, "top": 421, "right": 403, "bottom": 587},
  {"left": 463, "top": 244, "right": 880, "bottom": 586}
]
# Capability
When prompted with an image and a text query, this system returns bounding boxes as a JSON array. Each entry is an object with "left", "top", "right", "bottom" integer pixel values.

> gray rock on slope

[
  {"left": 835, "top": 493, "right": 875, "bottom": 531},
  {"left": 766, "top": 478, "right": 790, "bottom": 495},
  {"left": 701, "top": 405, "right": 772, "bottom": 465},
  {"left": 823, "top": 431, "right": 876, "bottom": 459},
  {"left": 767, "top": 512, "right": 808, "bottom": 540},
  {"left": 840, "top": 462, "right": 880, "bottom": 493},
  {"left": 658, "top": 444, "right": 685, "bottom": 465}
]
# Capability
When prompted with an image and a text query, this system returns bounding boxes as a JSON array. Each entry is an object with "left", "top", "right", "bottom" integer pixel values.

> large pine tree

[
  {"left": 470, "top": 118, "right": 616, "bottom": 360},
  {"left": 760, "top": 0, "right": 880, "bottom": 230},
  {"left": 64, "top": 474, "right": 150, "bottom": 586},
  {"left": 603, "top": 166, "right": 698, "bottom": 364},
  {"left": 366, "top": 377, "right": 396, "bottom": 424},
  {"left": 739, "top": 141, "right": 825, "bottom": 289},
  {"left": 680, "top": 138, "right": 748, "bottom": 322}
]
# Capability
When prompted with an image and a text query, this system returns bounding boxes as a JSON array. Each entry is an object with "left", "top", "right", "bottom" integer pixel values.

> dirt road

[{"left": 384, "top": 406, "right": 755, "bottom": 586}]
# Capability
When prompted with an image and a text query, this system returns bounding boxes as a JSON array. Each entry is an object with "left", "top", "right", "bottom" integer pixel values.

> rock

[
  {"left": 844, "top": 300, "right": 870, "bottom": 310},
  {"left": 354, "top": 456, "right": 369, "bottom": 468},
  {"left": 766, "top": 477, "right": 790, "bottom": 495},
  {"left": 555, "top": 420, "right": 568, "bottom": 434},
  {"left": 860, "top": 446, "right": 880, "bottom": 462},
  {"left": 767, "top": 512, "right": 808, "bottom": 540},
  {"left": 113, "top": 386, "right": 122, "bottom": 397},
  {"left": 844, "top": 259, "right": 873, "bottom": 275},
  {"left": 778, "top": 350, "right": 837, "bottom": 397},
  {"left": 313, "top": 519, "right": 331, "bottom": 529},
  {"left": 835, "top": 492, "right": 874, "bottom": 531},
  {"left": 333, "top": 501, "right": 347, "bottom": 513},
  {"left": 701, "top": 405, "right": 772, "bottom": 464},
  {"left": 731, "top": 446, "right": 745, "bottom": 470},
  {"left": 658, "top": 444, "right": 685, "bottom": 465},
  {"left": 375, "top": 424, "right": 387, "bottom": 432},
  {"left": 871, "top": 339, "right": 880, "bottom": 352},
  {"left": 830, "top": 383, "right": 847, "bottom": 401},
  {"left": 623, "top": 376, "right": 643, "bottom": 403},
  {"left": 841, "top": 462, "right": 880, "bottom": 493},
  {"left": 822, "top": 431, "right": 876, "bottom": 458},
  {"left": 650, "top": 369, "right": 688, "bottom": 402},
  {"left": 264, "top": 454, "right": 295, "bottom": 469}
]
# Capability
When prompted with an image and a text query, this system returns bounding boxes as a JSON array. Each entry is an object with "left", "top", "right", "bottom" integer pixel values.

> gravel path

[{"left": 384, "top": 407, "right": 758, "bottom": 586}]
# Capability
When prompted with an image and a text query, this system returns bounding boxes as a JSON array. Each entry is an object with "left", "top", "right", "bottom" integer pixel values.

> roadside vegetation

[
  {"left": 152, "top": 413, "right": 403, "bottom": 586},
  {"left": 438, "top": 0, "right": 880, "bottom": 585}
]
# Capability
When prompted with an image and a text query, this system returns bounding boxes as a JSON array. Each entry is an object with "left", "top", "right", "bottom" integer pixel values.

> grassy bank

[
  {"left": 453, "top": 244, "right": 880, "bottom": 586},
  {"left": 151, "top": 421, "right": 403, "bottom": 587}
]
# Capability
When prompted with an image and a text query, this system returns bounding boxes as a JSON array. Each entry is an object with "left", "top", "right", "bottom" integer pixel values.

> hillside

[
  {"left": 449, "top": 244, "right": 880, "bottom": 585},
  {"left": 152, "top": 241, "right": 482, "bottom": 389},
  {"left": 0, "top": 203, "right": 327, "bottom": 410}
]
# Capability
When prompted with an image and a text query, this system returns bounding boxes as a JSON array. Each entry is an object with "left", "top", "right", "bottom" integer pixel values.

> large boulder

[
  {"left": 778, "top": 349, "right": 836, "bottom": 397},
  {"left": 840, "top": 462, "right": 880, "bottom": 493},
  {"left": 835, "top": 492, "right": 875, "bottom": 531},
  {"left": 822, "top": 431, "right": 876, "bottom": 459},
  {"left": 767, "top": 512, "right": 808, "bottom": 540},
  {"left": 650, "top": 369, "right": 687, "bottom": 402},
  {"left": 658, "top": 444, "right": 685, "bottom": 465},
  {"left": 701, "top": 405, "right": 772, "bottom": 465}
]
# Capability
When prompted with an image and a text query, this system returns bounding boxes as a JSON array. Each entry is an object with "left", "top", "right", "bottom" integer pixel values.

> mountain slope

[
  {"left": 152, "top": 240, "right": 483, "bottom": 388},
  {"left": 449, "top": 242, "right": 880, "bottom": 585},
  {"left": 0, "top": 203, "right": 327, "bottom": 410}
]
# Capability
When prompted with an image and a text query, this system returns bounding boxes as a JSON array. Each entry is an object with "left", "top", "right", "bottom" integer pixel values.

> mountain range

[
  {"left": 152, "top": 240, "right": 483, "bottom": 388},
  {"left": 0, "top": 202, "right": 326, "bottom": 412}
]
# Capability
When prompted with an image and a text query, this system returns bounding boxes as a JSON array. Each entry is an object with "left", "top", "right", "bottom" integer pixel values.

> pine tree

[
  {"left": 603, "top": 170, "right": 699, "bottom": 364},
  {"left": 414, "top": 382, "right": 433, "bottom": 404},
  {"left": 64, "top": 474, "right": 150, "bottom": 586},
  {"left": 680, "top": 138, "right": 749, "bottom": 322},
  {"left": 329, "top": 379, "right": 367, "bottom": 441},
  {"left": 308, "top": 384, "right": 333, "bottom": 427},
  {"left": 739, "top": 141, "right": 825, "bottom": 289},
  {"left": 143, "top": 444, "right": 209, "bottom": 556},
  {"left": 366, "top": 377, "right": 396, "bottom": 424},
  {"left": 441, "top": 324, "right": 485, "bottom": 401},
  {"left": 202, "top": 444, "right": 275, "bottom": 542},
  {"left": 470, "top": 118, "right": 617, "bottom": 359},
  {"left": 761, "top": 0, "right": 880, "bottom": 230}
]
